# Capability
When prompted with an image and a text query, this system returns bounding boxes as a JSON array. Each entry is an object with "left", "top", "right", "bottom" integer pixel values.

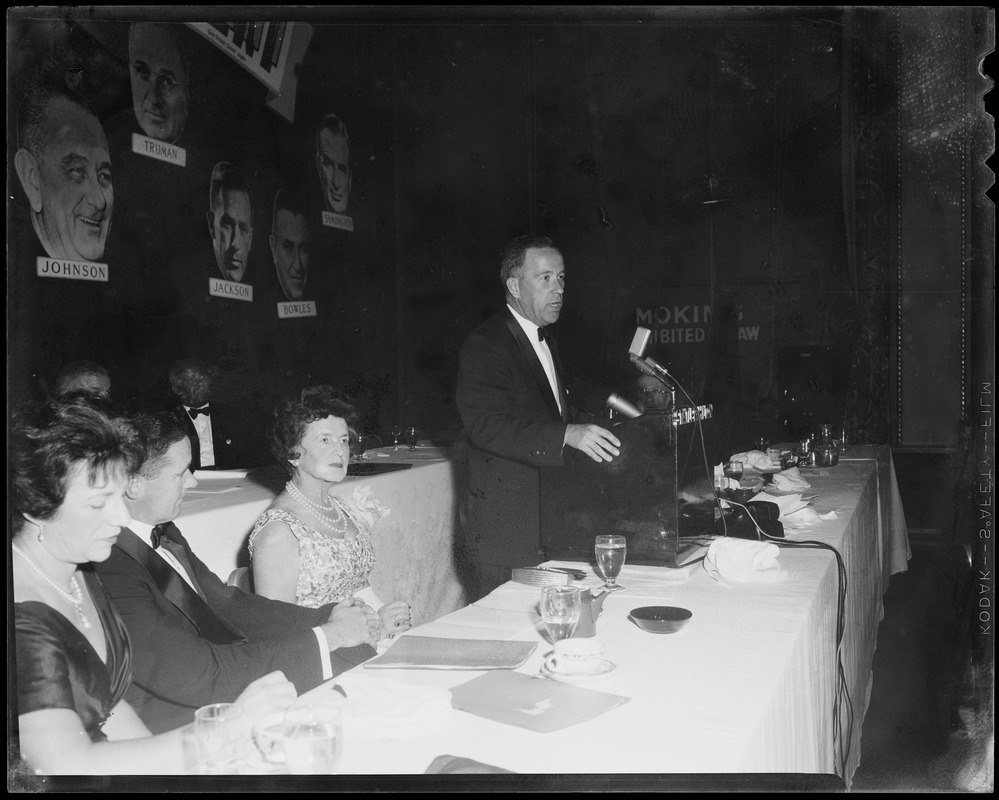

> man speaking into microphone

[{"left": 456, "top": 235, "right": 621, "bottom": 597}]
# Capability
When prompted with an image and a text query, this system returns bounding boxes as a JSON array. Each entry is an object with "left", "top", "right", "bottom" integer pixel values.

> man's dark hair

[
  {"left": 316, "top": 113, "right": 350, "bottom": 152},
  {"left": 272, "top": 188, "right": 309, "bottom": 233},
  {"left": 17, "top": 75, "right": 98, "bottom": 159},
  {"left": 499, "top": 234, "right": 559, "bottom": 285},
  {"left": 131, "top": 408, "right": 193, "bottom": 478},
  {"left": 54, "top": 360, "right": 111, "bottom": 396},
  {"left": 208, "top": 161, "right": 251, "bottom": 213}
]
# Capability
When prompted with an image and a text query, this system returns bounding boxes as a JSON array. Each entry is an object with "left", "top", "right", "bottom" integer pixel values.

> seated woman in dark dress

[{"left": 12, "top": 394, "right": 297, "bottom": 775}]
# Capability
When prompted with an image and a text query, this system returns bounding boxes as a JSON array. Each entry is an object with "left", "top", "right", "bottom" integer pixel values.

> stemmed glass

[
  {"left": 595, "top": 534, "right": 627, "bottom": 592},
  {"left": 540, "top": 586, "right": 582, "bottom": 644},
  {"left": 390, "top": 424, "right": 403, "bottom": 450},
  {"left": 404, "top": 425, "right": 419, "bottom": 451}
]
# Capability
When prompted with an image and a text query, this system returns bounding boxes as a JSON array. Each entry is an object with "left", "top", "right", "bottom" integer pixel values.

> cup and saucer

[{"left": 540, "top": 638, "right": 616, "bottom": 684}]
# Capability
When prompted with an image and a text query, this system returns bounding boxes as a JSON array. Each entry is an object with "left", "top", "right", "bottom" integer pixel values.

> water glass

[
  {"left": 540, "top": 585, "right": 582, "bottom": 644},
  {"left": 404, "top": 425, "right": 419, "bottom": 451},
  {"left": 193, "top": 702, "right": 246, "bottom": 774},
  {"left": 595, "top": 534, "right": 627, "bottom": 592},
  {"left": 283, "top": 704, "right": 343, "bottom": 775}
]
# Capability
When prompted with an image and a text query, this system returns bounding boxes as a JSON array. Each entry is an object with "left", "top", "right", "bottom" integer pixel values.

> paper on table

[
  {"left": 450, "top": 671, "right": 629, "bottom": 733},
  {"left": 334, "top": 672, "right": 453, "bottom": 738},
  {"left": 750, "top": 492, "right": 811, "bottom": 518},
  {"left": 363, "top": 635, "right": 537, "bottom": 670}
]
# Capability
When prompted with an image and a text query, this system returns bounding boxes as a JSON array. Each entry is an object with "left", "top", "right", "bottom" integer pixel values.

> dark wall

[{"left": 8, "top": 8, "right": 987, "bottom": 461}]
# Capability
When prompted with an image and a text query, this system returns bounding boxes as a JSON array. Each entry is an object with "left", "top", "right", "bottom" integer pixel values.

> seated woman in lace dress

[
  {"left": 12, "top": 393, "right": 296, "bottom": 776},
  {"left": 250, "top": 385, "right": 411, "bottom": 640}
]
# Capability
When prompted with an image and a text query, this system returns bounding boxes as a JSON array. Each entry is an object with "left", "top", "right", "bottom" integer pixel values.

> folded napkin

[
  {"left": 770, "top": 467, "right": 811, "bottom": 492},
  {"left": 335, "top": 672, "right": 452, "bottom": 738},
  {"left": 783, "top": 507, "right": 840, "bottom": 526},
  {"left": 729, "top": 450, "right": 778, "bottom": 471},
  {"left": 703, "top": 537, "right": 784, "bottom": 583}
]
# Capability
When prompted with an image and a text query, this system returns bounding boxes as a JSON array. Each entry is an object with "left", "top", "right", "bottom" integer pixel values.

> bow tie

[
  {"left": 537, "top": 327, "right": 548, "bottom": 342},
  {"left": 150, "top": 521, "right": 181, "bottom": 550},
  {"left": 188, "top": 405, "right": 210, "bottom": 419}
]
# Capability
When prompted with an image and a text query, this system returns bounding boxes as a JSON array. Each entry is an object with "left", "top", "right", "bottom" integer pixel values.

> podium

[{"left": 541, "top": 405, "right": 718, "bottom": 567}]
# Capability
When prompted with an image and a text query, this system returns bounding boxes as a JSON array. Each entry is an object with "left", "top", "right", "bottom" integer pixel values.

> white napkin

[
  {"left": 703, "top": 538, "right": 784, "bottom": 583},
  {"left": 783, "top": 507, "right": 840, "bottom": 526},
  {"left": 770, "top": 467, "right": 811, "bottom": 492},
  {"left": 335, "top": 672, "right": 452, "bottom": 739},
  {"left": 750, "top": 492, "right": 811, "bottom": 518},
  {"left": 729, "top": 450, "right": 777, "bottom": 471}
]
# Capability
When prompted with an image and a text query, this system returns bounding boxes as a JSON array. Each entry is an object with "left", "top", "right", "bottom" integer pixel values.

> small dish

[
  {"left": 629, "top": 606, "right": 692, "bottom": 634},
  {"left": 540, "top": 658, "right": 616, "bottom": 684}
]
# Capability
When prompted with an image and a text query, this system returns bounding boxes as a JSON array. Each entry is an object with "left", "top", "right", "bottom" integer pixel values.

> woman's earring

[
  {"left": 290, "top": 459, "right": 300, "bottom": 467},
  {"left": 35, "top": 521, "right": 45, "bottom": 543}
]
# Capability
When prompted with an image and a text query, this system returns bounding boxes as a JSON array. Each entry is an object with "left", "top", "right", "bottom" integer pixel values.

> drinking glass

[
  {"left": 193, "top": 702, "right": 246, "bottom": 774},
  {"left": 540, "top": 585, "right": 582, "bottom": 644},
  {"left": 724, "top": 460, "right": 744, "bottom": 481},
  {"left": 390, "top": 424, "right": 403, "bottom": 450},
  {"left": 404, "top": 425, "right": 419, "bottom": 451},
  {"left": 282, "top": 704, "right": 343, "bottom": 775},
  {"left": 595, "top": 534, "right": 627, "bottom": 592}
]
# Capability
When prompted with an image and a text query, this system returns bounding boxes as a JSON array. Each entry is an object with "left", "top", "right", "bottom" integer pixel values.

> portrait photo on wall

[
  {"left": 315, "top": 111, "right": 353, "bottom": 231},
  {"left": 13, "top": 75, "right": 114, "bottom": 269},
  {"left": 269, "top": 187, "right": 317, "bottom": 316},
  {"left": 206, "top": 160, "right": 254, "bottom": 301}
]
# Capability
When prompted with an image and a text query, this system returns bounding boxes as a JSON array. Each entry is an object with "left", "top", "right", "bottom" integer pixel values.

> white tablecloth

[
  {"left": 176, "top": 446, "right": 472, "bottom": 626},
  {"left": 297, "top": 444, "right": 908, "bottom": 785}
]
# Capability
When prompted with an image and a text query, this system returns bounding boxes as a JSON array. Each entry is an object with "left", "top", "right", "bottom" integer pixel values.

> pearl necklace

[
  {"left": 13, "top": 543, "right": 92, "bottom": 630},
  {"left": 285, "top": 481, "right": 348, "bottom": 533}
]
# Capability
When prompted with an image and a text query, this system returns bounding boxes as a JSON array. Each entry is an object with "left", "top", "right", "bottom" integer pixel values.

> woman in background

[
  {"left": 12, "top": 394, "right": 296, "bottom": 775},
  {"left": 250, "top": 385, "right": 411, "bottom": 639}
]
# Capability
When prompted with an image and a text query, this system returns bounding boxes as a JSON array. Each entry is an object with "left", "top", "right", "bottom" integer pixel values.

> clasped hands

[{"left": 323, "top": 597, "right": 412, "bottom": 649}]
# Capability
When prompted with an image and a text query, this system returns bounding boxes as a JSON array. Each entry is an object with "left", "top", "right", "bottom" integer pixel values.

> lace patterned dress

[{"left": 249, "top": 494, "right": 378, "bottom": 609}]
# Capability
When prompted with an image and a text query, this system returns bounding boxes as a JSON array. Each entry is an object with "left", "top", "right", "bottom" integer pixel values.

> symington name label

[
  {"left": 277, "top": 300, "right": 317, "bottom": 318},
  {"left": 132, "top": 133, "right": 187, "bottom": 167},
  {"left": 322, "top": 211, "right": 354, "bottom": 231},
  {"left": 36, "top": 257, "right": 108, "bottom": 282},
  {"left": 209, "top": 277, "right": 253, "bottom": 302}
]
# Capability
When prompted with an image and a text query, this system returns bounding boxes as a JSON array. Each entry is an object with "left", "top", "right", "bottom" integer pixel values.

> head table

[
  {"left": 176, "top": 445, "right": 473, "bottom": 627},
  {"left": 286, "top": 444, "right": 907, "bottom": 789}
]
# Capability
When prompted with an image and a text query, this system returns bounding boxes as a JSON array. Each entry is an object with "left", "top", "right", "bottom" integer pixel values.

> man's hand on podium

[{"left": 564, "top": 423, "right": 621, "bottom": 463}]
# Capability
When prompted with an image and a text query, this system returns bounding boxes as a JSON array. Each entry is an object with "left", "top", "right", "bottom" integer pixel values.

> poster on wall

[
  {"left": 269, "top": 188, "right": 317, "bottom": 318},
  {"left": 13, "top": 81, "right": 113, "bottom": 283},
  {"left": 127, "top": 22, "right": 190, "bottom": 166},
  {"left": 206, "top": 161, "right": 254, "bottom": 302},
  {"left": 315, "top": 112, "right": 354, "bottom": 231}
]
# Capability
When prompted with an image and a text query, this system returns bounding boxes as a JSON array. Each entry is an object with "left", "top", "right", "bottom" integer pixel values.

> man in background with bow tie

[
  {"left": 455, "top": 235, "right": 621, "bottom": 597},
  {"left": 95, "top": 408, "right": 379, "bottom": 734},
  {"left": 168, "top": 356, "right": 269, "bottom": 470}
]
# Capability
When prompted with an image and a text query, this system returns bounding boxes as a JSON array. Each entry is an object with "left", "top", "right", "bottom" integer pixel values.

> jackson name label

[
  {"left": 132, "top": 133, "right": 187, "bottom": 167},
  {"left": 209, "top": 277, "right": 253, "bottom": 302},
  {"left": 322, "top": 211, "right": 354, "bottom": 231},
  {"left": 278, "top": 300, "right": 317, "bottom": 318},
  {"left": 36, "top": 257, "right": 109, "bottom": 283}
]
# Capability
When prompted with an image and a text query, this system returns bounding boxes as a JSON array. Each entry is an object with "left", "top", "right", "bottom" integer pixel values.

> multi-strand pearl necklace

[
  {"left": 285, "top": 481, "right": 348, "bottom": 533},
  {"left": 12, "top": 543, "right": 92, "bottom": 630}
]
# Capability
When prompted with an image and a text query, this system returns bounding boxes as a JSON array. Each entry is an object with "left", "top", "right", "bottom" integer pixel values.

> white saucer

[{"left": 540, "top": 659, "right": 616, "bottom": 684}]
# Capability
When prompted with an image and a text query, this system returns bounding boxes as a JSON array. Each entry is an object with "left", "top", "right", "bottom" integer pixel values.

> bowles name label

[{"left": 277, "top": 300, "right": 317, "bottom": 318}]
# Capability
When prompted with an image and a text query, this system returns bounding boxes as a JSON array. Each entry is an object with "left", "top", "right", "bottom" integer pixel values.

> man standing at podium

[{"left": 456, "top": 235, "right": 620, "bottom": 597}]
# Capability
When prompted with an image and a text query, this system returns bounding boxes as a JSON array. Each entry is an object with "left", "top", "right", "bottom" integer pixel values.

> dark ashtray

[
  {"left": 629, "top": 606, "right": 692, "bottom": 634},
  {"left": 722, "top": 488, "right": 757, "bottom": 505},
  {"left": 347, "top": 462, "right": 414, "bottom": 476}
]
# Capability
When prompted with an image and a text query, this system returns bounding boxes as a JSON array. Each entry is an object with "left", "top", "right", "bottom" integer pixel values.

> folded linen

[
  {"left": 703, "top": 537, "right": 784, "bottom": 583},
  {"left": 770, "top": 467, "right": 811, "bottom": 492},
  {"left": 335, "top": 672, "right": 452, "bottom": 738},
  {"left": 729, "top": 450, "right": 778, "bottom": 471}
]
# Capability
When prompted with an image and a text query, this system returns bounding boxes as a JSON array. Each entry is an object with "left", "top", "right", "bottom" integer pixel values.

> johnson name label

[{"left": 36, "top": 257, "right": 108, "bottom": 283}]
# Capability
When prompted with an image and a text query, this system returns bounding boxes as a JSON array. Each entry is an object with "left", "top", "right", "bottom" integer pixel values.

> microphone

[
  {"left": 628, "top": 326, "right": 652, "bottom": 359},
  {"left": 627, "top": 326, "right": 673, "bottom": 385},
  {"left": 606, "top": 393, "right": 643, "bottom": 419}
]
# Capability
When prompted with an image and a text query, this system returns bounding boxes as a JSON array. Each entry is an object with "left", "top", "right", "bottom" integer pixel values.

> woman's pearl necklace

[
  {"left": 285, "top": 481, "right": 348, "bottom": 533},
  {"left": 12, "top": 543, "right": 92, "bottom": 630}
]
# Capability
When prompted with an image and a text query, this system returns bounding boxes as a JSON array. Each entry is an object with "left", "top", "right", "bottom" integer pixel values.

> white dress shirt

[
  {"left": 130, "top": 519, "right": 333, "bottom": 679},
  {"left": 184, "top": 405, "right": 216, "bottom": 468},
  {"left": 507, "top": 303, "right": 564, "bottom": 416}
]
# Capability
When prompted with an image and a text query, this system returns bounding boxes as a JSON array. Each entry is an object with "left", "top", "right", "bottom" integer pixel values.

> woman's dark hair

[
  {"left": 269, "top": 385, "right": 359, "bottom": 476},
  {"left": 10, "top": 393, "right": 146, "bottom": 526}
]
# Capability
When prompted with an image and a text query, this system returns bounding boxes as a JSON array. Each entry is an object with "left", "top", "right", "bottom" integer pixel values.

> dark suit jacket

[
  {"left": 95, "top": 527, "right": 374, "bottom": 734},
  {"left": 455, "top": 308, "right": 573, "bottom": 567},
  {"left": 180, "top": 400, "right": 271, "bottom": 470}
]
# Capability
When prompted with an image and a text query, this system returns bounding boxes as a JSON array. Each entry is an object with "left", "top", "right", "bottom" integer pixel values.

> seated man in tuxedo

[
  {"left": 168, "top": 356, "right": 269, "bottom": 469},
  {"left": 95, "top": 408, "right": 380, "bottom": 733}
]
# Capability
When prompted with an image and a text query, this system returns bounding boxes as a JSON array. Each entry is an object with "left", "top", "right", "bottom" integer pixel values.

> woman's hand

[
  {"left": 377, "top": 600, "right": 412, "bottom": 639},
  {"left": 234, "top": 670, "right": 298, "bottom": 734}
]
